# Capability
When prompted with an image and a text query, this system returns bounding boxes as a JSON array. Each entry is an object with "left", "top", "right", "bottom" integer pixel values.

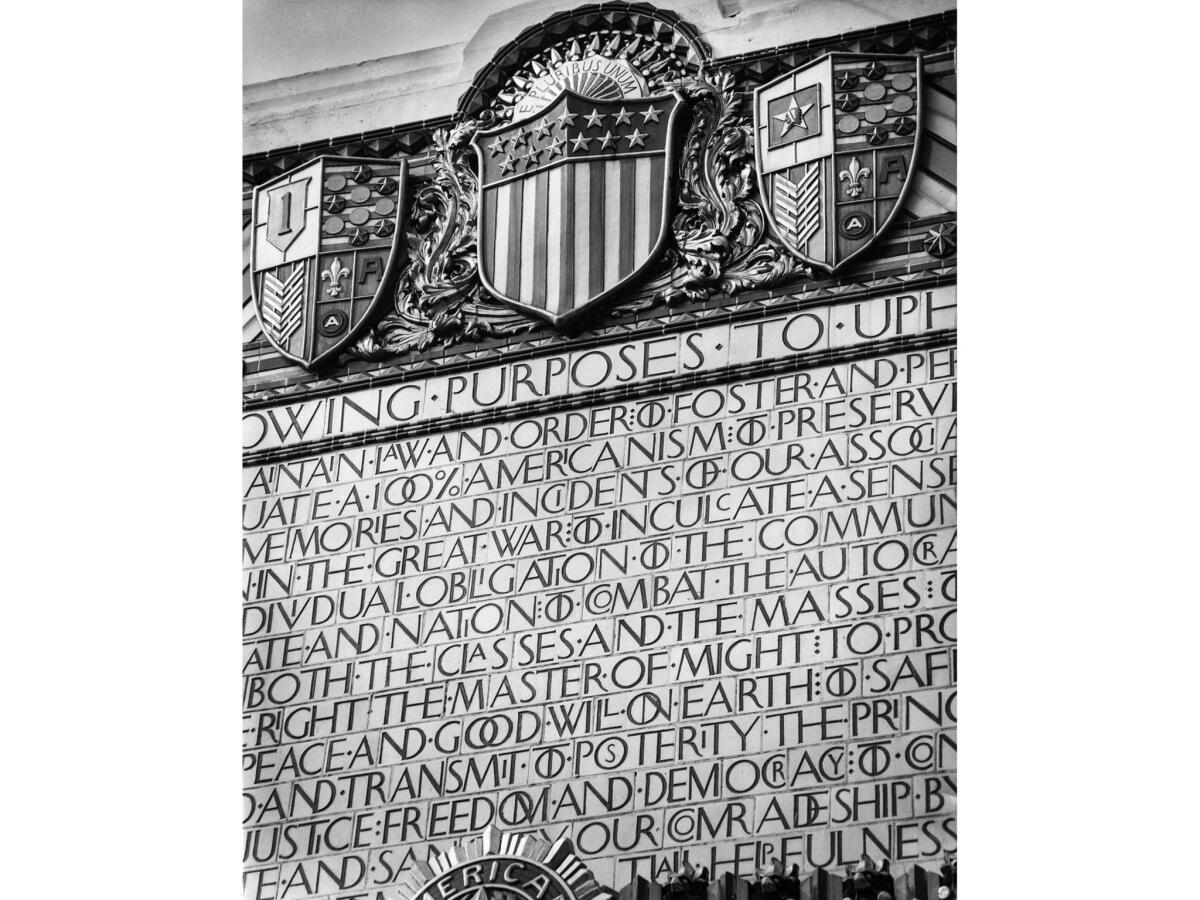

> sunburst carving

[
  {"left": 492, "top": 26, "right": 699, "bottom": 122},
  {"left": 514, "top": 53, "right": 647, "bottom": 116}
]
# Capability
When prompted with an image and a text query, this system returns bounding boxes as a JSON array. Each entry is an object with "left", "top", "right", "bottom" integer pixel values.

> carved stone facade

[
  {"left": 243, "top": 5, "right": 957, "bottom": 900},
  {"left": 244, "top": 4, "right": 956, "bottom": 393}
]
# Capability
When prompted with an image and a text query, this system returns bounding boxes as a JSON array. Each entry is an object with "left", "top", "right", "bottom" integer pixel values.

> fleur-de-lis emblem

[
  {"left": 320, "top": 257, "right": 351, "bottom": 297},
  {"left": 838, "top": 156, "right": 872, "bottom": 198}
]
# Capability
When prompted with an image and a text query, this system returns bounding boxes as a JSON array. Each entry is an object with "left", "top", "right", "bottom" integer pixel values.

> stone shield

[
  {"left": 251, "top": 156, "right": 407, "bottom": 368},
  {"left": 754, "top": 53, "right": 922, "bottom": 273},
  {"left": 473, "top": 90, "right": 684, "bottom": 326}
]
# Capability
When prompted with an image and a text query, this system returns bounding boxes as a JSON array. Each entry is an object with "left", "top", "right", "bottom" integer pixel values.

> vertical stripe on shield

[
  {"left": 633, "top": 157, "right": 651, "bottom": 259},
  {"left": 483, "top": 184, "right": 499, "bottom": 287},
  {"left": 558, "top": 164, "right": 575, "bottom": 314},
  {"left": 519, "top": 176, "right": 537, "bottom": 304},
  {"left": 544, "top": 167, "right": 563, "bottom": 312},
  {"left": 573, "top": 164, "right": 591, "bottom": 313},
  {"left": 506, "top": 182, "right": 523, "bottom": 298},
  {"left": 531, "top": 169, "right": 550, "bottom": 308},
  {"left": 588, "top": 161, "right": 606, "bottom": 302},
  {"left": 488, "top": 184, "right": 510, "bottom": 293},
  {"left": 603, "top": 160, "right": 622, "bottom": 288},
  {"left": 618, "top": 158, "right": 636, "bottom": 278}
]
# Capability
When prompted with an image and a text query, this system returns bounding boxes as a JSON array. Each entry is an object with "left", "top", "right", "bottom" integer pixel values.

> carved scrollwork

[
  {"left": 349, "top": 123, "right": 538, "bottom": 360},
  {"left": 619, "top": 68, "right": 807, "bottom": 312},
  {"left": 351, "top": 68, "right": 809, "bottom": 361}
]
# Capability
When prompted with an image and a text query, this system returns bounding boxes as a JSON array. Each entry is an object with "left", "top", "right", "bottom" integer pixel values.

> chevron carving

[
  {"left": 773, "top": 163, "right": 821, "bottom": 252},
  {"left": 260, "top": 265, "right": 305, "bottom": 346}
]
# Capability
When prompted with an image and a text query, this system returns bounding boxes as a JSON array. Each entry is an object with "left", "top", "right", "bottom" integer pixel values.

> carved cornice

[{"left": 244, "top": 261, "right": 955, "bottom": 407}]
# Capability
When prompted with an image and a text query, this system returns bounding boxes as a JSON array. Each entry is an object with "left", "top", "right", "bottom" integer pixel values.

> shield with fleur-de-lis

[
  {"left": 472, "top": 89, "right": 684, "bottom": 325},
  {"left": 754, "top": 53, "right": 922, "bottom": 273},
  {"left": 251, "top": 156, "right": 408, "bottom": 368}
]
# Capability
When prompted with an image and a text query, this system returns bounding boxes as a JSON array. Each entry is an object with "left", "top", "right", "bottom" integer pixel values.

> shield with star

[
  {"left": 754, "top": 53, "right": 922, "bottom": 273},
  {"left": 472, "top": 89, "right": 685, "bottom": 325},
  {"left": 250, "top": 156, "right": 408, "bottom": 369}
]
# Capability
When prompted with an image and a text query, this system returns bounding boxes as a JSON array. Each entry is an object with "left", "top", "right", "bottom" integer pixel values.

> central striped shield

[{"left": 473, "top": 89, "right": 684, "bottom": 325}]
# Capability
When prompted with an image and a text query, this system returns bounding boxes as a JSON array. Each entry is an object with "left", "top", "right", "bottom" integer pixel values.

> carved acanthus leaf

[
  {"left": 347, "top": 121, "right": 537, "bottom": 359},
  {"left": 349, "top": 70, "right": 811, "bottom": 360},
  {"left": 615, "top": 68, "right": 808, "bottom": 314}
]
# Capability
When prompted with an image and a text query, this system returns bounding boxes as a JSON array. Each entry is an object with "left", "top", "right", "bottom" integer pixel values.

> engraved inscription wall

[{"left": 243, "top": 310, "right": 957, "bottom": 900}]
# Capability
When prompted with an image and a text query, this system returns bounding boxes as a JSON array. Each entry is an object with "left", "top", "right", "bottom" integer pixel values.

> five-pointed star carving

[
  {"left": 612, "top": 107, "right": 632, "bottom": 126},
  {"left": 597, "top": 130, "right": 617, "bottom": 150},
  {"left": 624, "top": 128, "right": 647, "bottom": 148},
  {"left": 584, "top": 108, "right": 605, "bottom": 129},
  {"left": 570, "top": 133, "right": 591, "bottom": 152},
  {"left": 640, "top": 105, "right": 661, "bottom": 123},
  {"left": 774, "top": 96, "right": 814, "bottom": 136},
  {"left": 510, "top": 128, "right": 529, "bottom": 147},
  {"left": 499, "top": 153, "right": 516, "bottom": 174},
  {"left": 547, "top": 135, "right": 567, "bottom": 157},
  {"left": 532, "top": 117, "right": 552, "bottom": 139},
  {"left": 523, "top": 144, "right": 543, "bottom": 165},
  {"left": 556, "top": 108, "right": 577, "bottom": 128},
  {"left": 487, "top": 136, "right": 506, "bottom": 156}
]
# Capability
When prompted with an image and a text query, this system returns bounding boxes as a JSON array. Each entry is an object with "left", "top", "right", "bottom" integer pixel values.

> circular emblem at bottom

[
  {"left": 393, "top": 830, "right": 608, "bottom": 900},
  {"left": 839, "top": 211, "right": 873, "bottom": 239},
  {"left": 318, "top": 311, "right": 349, "bottom": 336}
]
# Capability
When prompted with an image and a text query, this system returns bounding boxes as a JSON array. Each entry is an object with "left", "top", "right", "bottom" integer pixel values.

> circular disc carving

[{"left": 837, "top": 114, "right": 861, "bottom": 134}]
